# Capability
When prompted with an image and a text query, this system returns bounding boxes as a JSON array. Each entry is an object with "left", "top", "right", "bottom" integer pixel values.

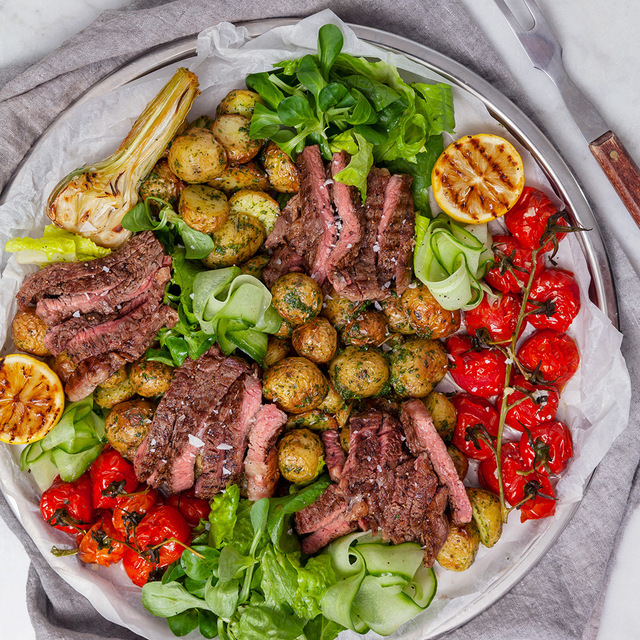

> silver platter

[{"left": 1, "top": 18, "right": 619, "bottom": 639}]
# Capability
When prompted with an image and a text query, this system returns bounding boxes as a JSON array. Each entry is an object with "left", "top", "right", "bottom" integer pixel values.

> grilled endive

[{"left": 47, "top": 68, "right": 200, "bottom": 248}]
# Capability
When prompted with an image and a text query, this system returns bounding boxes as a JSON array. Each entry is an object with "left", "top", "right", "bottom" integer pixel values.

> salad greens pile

[
  {"left": 20, "top": 398, "right": 107, "bottom": 491},
  {"left": 247, "top": 24, "right": 454, "bottom": 209}
]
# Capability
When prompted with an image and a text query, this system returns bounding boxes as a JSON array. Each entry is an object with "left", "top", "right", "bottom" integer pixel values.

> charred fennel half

[{"left": 47, "top": 68, "right": 200, "bottom": 248}]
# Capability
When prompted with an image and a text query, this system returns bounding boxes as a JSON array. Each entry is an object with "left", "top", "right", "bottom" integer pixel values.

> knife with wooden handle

[{"left": 494, "top": 0, "right": 640, "bottom": 227}]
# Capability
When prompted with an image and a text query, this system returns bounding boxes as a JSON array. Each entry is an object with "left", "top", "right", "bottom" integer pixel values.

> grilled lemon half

[
  {"left": 0, "top": 354, "right": 64, "bottom": 444},
  {"left": 432, "top": 133, "right": 525, "bottom": 224}
]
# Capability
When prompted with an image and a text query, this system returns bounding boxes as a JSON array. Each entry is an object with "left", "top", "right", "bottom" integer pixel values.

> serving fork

[{"left": 493, "top": 0, "right": 640, "bottom": 228}]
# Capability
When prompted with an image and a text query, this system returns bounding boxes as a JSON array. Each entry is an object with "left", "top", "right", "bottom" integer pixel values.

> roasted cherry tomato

[
  {"left": 165, "top": 487, "right": 211, "bottom": 527},
  {"left": 78, "top": 513, "right": 126, "bottom": 567},
  {"left": 463, "top": 291, "right": 522, "bottom": 343},
  {"left": 504, "top": 186, "right": 568, "bottom": 253},
  {"left": 446, "top": 334, "right": 507, "bottom": 398},
  {"left": 517, "top": 329, "right": 580, "bottom": 389},
  {"left": 40, "top": 473, "right": 95, "bottom": 535},
  {"left": 122, "top": 549, "right": 162, "bottom": 587},
  {"left": 502, "top": 375, "right": 560, "bottom": 431},
  {"left": 451, "top": 393, "right": 499, "bottom": 460},
  {"left": 484, "top": 235, "right": 545, "bottom": 294},
  {"left": 90, "top": 449, "right": 139, "bottom": 509},
  {"left": 519, "top": 472, "right": 556, "bottom": 522},
  {"left": 478, "top": 442, "right": 528, "bottom": 505},
  {"left": 519, "top": 420, "right": 573, "bottom": 475},
  {"left": 112, "top": 489, "right": 160, "bottom": 542},
  {"left": 135, "top": 505, "right": 191, "bottom": 567},
  {"left": 526, "top": 269, "right": 580, "bottom": 332}
]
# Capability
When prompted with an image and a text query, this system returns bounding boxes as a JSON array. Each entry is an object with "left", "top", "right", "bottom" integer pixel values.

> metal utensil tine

[
  {"left": 492, "top": 0, "right": 528, "bottom": 33},
  {"left": 520, "top": 0, "right": 553, "bottom": 33}
]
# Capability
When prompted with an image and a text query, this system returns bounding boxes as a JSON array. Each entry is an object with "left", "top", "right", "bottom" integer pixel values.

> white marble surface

[{"left": 0, "top": 1, "right": 639, "bottom": 639}]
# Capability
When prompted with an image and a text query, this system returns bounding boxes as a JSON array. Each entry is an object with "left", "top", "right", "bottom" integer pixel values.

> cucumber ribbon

[{"left": 414, "top": 213, "right": 494, "bottom": 311}]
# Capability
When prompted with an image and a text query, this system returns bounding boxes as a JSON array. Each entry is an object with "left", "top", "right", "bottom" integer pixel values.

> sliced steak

[
  {"left": 262, "top": 245, "right": 305, "bottom": 289},
  {"left": 65, "top": 352, "right": 127, "bottom": 402},
  {"left": 321, "top": 430, "right": 346, "bottom": 483},
  {"left": 301, "top": 518, "right": 357, "bottom": 555},
  {"left": 244, "top": 404, "right": 288, "bottom": 501},
  {"left": 400, "top": 399, "right": 472, "bottom": 524},
  {"left": 295, "top": 483, "right": 350, "bottom": 535},
  {"left": 265, "top": 194, "right": 300, "bottom": 250}
]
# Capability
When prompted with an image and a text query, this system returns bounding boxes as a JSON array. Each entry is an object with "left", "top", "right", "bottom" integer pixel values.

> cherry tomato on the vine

[
  {"left": 463, "top": 291, "right": 522, "bottom": 343},
  {"left": 519, "top": 420, "right": 573, "bottom": 475},
  {"left": 40, "top": 474, "right": 95, "bottom": 535},
  {"left": 165, "top": 487, "right": 211, "bottom": 527},
  {"left": 484, "top": 235, "right": 545, "bottom": 294},
  {"left": 122, "top": 549, "right": 162, "bottom": 587},
  {"left": 78, "top": 513, "right": 126, "bottom": 567},
  {"left": 502, "top": 375, "right": 560, "bottom": 431},
  {"left": 517, "top": 329, "right": 580, "bottom": 389},
  {"left": 477, "top": 442, "right": 528, "bottom": 505},
  {"left": 526, "top": 269, "right": 580, "bottom": 333},
  {"left": 90, "top": 449, "right": 139, "bottom": 509},
  {"left": 451, "top": 393, "right": 499, "bottom": 460},
  {"left": 135, "top": 505, "right": 191, "bottom": 568},
  {"left": 519, "top": 472, "right": 556, "bottom": 522},
  {"left": 446, "top": 334, "right": 507, "bottom": 398},
  {"left": 112, "top": 489, "right": 160, "bottom": 542},
  {"left": 504, "top": 186, "right": 568, "bottom": 253}
]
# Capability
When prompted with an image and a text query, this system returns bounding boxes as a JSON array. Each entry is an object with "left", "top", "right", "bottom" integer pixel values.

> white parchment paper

[{"left": 0, "top": 10, "right": 631, "bottom": 640}]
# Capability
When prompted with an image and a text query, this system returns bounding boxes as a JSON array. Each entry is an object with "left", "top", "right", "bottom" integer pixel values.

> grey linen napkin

[{"left": 1, "top": 1, "right": 638, "bottom": 638}]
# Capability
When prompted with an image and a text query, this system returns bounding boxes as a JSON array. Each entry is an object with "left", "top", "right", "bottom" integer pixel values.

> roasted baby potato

[
  {"left": 94, "top": 376, "right": 135, "bottom": 409},
  {"left": 436, "top": 522, "right": 481, "bottom": 571},
  {"left": 274, "top": 317, "right": 294, "bottom": 339},
  {"left": 139, "top": 158, "right": 184, "bottom": 207},
  {"left": 263, "top": 357, "right": 329, "bottom": 414},
  {"left": 317, "top": 382, "right": 346, "bottom": 414},
  {"left": 278, "top": 428, "right": 324, "bottom": 484},
  {"left": 129, "top": 359, "right": 173, "bottom": 397},
  {"left": 201, "top": 212, "right": 266, "bottom": 269},
  {"left": 11, "top": 308, "right": 50, "bottom": 356},
  {"left": 271, "top": 272, "right": 323, "bottom": 326},
  {"left": 341, "top": 310, "right": 387, "bottom": 347},
  {"left": 228, "top": 189, "right": 281, "bottom": 234},
  {"left": 104, "top": 398, "right": 154, "bottom": 461},
  {"left": 168, "top": 127, "right": 227, "bottom": 183},
  {"left": 99, "top": 366, "right": 128, "bottom": 390},
  {"left": 188, "top": 115, "right": 215, "bottom": 130},
  {"left": 340, "top": 425, "right": 351, "bottom": 452},
  {"left": 49, "top": 352, "right": 76, "bottom": 385},
  {"left": 286, "top": 411, "right": 338, "bottom": 432},
  {"left": 321, "top": 292, "right": 362, "bottom": 329},
  {"left": 262, "top": 141, "right": 300, "bottom": 193},
  {"left": 447, "top": 445, "right": 469, "bottom": 481},
  {"left": 381, "top": 293, "right": 415, "bottom": 335},
  {"left": 216, "top": 89, "right": 263, "bottom": 118},
  {"left": 263, "top": 336, "right": 291, "bottom": 368},
  {"left": 390, "top": 338, "right": 448, "bottom": 398},
  {"left": 334, "top": 403, "right": 353, "bottom": 430},
  {"left": 211, "top": 114, "right": 261, "bottom": 164},
  {"left": 292, "top": 317, "right": 337, "bottom": 364},
  {"left": 240, "top": 253, "right": 271, "bottom": 280},
  {"left": 179, "top": 184, "right": 229, "bottom": 234},
  {"left": 329, "top": 346, "right": 390, "bottom": 400},
  {"left": 467, "top": 487, "right": 503, "bottom": 548},
  {"left": 424, "top": 391, "right": 457, "bottom": 441},
  {"left": 401, "top": 283, "right": 461, "bottom": 339},
  {"left": 208, "top": 162, "right": 270, "bottom": 195}
]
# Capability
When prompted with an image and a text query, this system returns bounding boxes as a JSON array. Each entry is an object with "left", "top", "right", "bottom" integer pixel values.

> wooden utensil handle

[{"left": 589, "top": 130, "right": 640, "bottom": 227}]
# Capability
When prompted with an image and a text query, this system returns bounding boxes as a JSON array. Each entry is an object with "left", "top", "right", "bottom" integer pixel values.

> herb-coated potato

[
  {"left": 129, "top": 359, "right": 173, "bottom": 397},
  {"left": 262, "top": 141, "right": 300, "bottom": 193},
  {"left": 447, "top": 445, "right": 469, "bottom": 481},
  {"left": 390, "top": 338, "right": 448, "bottom": 398},
  {"left": 240, "top": 253, "right": 271, "bottom": 280},
  {"left": 317, "top": 382, "right": 346, "bottom": 414},
  {"left": 208, "top": 162, "right": 270, "bottom": 195},
  {"left": 168, "top": 128, "right": 228, "bottom": 183},
  {"left": 467, "top": 487, "right": 503, "bottom": 548},
  {"left": 211, "top": 114, "right": 261, "bottom": 164},
  {"left": 178, "top": 184, "right": 229, "bottom": 234},
  {"left": 49, "top": 352, "right": 76, "bottom": 385},
  {"left": 329, "top": 346, "right": 390, "bottom": 400},
  {"left": 401, "top": 283, "right": 461, "bottom": 339},
  {"left": 99, "top": 366, "right": 128, "bottom": 390},
  {"left": 139, "top": 158, "right": 184, "bottom": 207},
  {"left": 188, "top": 115, "right": 215, "bottom": 130},
  {"left": 424, "top": 391, "right": 457, "bottom": 441},
  {"left": 263, "top": 357, "right": 329, "bottom": 414},
  {"left": 104, "top": 398, "right": 154, "bottom": 461},
  {"left": 201, "top": 212, "right": 266, "bottom": 269},
  {"left": 340, "top": 425, "right": 351, "bottom": 452},
  {"left": 341, "top": 310, "right": 387, "bottom": 347},
  {"left": 94, "top": 376, "right": 135, "bottom": 409},
  {"left": 381, "top": 293, "right": 415, "bottom": 335},
  {"left": 286, "top": 411, "right": 338, "bottom": 432},
  {"left": 437, "top": 522, "right": 480, "bottom": 571},
  {"left": 216, "top": 89, "right": 263, "bottom": 118},
  {"left": 321, "top": 292, "right": 362, "bottom": 329},
  {"left": 292, "top": 317, "right": 337, "bottom": 364},
  {"left": 271, "top": 273, "right": 323, "bottom": 326},
  {"left": 274, "top": 317, "right": 294, "bottom": 339},
  {"left": 334, "top": 403, "right": 353, "bottom": 430},
  {"left": 11, "top": 309, "right": 50, "bottom": 356},
  {"left": 264, "top": 336, "right": 291, "bottom": 368},
  {"left": 228, "top": 189, "right": 281, "bottom": 234},
  {"left": 278, "top": 428, "right": 324, "bottom": 484}
]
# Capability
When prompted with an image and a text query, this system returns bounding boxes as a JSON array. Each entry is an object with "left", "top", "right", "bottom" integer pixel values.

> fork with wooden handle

[{"left": 494, "top": 0, "right": 640, "bottom": 227}]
